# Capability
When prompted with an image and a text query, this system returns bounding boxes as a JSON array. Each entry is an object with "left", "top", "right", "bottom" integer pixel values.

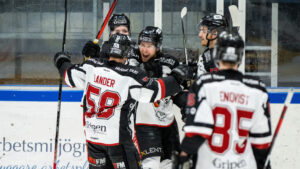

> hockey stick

[
  {"left": 180, "top": 7, "right": 188, "bottom": 64},
  {"left": 263, "top": 90, "right": 292, "bottom": 169},
  {"left": 53, "top": 0, "right": 67, "bottom": 168},
  {"left": 228, "top": 5, "right": 240, "bottom": 33},
  {"left": 93, "top": 0, "right": 118, "bottom": 44}
]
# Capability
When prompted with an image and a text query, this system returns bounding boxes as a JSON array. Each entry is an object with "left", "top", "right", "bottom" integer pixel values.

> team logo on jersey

[
  {"left": 155, "top": 110, "right": 167, "bottom": 121},
  {"left": 187, "top": 93, "right": 196, "bottom": 106}
]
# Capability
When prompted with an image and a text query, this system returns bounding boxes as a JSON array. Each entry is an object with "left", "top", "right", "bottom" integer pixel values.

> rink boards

[{"left": 0, "top": 86, "right": 299, "bottom": 169}]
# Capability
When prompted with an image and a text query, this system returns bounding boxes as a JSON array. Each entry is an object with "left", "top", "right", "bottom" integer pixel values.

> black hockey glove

[
  {"left": 82, "top": 40, "right": 100, "bottom": 60},
  {"left": 54, "top": 52, "right": 71, "bottom": 70},
  {"left": 172, "top": 151, "right": 193, "bottom": 169},
  {"left": 188, "top": 58, "right": 198, "bottom": 79},
  {"left": 143, "top": 59, "right": 162, "bottom": 78},
  {"left": 171, "top": 65, "right": 193, "bottom": 86}
]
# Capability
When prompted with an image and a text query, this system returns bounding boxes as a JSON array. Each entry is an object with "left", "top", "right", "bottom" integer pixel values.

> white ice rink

[{"left": 0, "top": 86, "right": 299, "bottom": 169}]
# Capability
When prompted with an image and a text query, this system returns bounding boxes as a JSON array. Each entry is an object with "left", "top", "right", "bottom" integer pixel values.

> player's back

[
  {"left": 65, "top": 58, "right": 154, "bottom": 145},
  {"left": 187, "top": 69, "right": 271, "bottom": 169}
]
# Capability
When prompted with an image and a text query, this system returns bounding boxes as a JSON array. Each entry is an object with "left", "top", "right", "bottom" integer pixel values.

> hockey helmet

[
  {"left": 107, "top": 33, "right": 131, "bottom": 58},
  {"left": 138, "top": 26, "right": 163, "bottom": 49},
  {"left": 108, "top": 14, "right": 131, "bottom": 32},
  {"left": 213, "top": 31, "right": 244, "bottom": 63},
  {"left": 199, "top": 13, "right": 228, "bottom": 32}
]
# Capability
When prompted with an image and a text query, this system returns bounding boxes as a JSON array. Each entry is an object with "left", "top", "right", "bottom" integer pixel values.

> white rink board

[
  {"left": 0, "top": 102, "right": 87, "bottom": 168},
  {"left": 0, "top": 101, "right": 299, "bottom": 169}
]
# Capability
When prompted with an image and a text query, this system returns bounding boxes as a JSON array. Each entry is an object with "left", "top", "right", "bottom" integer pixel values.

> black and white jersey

[
  {"left": 63, "top": 58, "right": 181, "bottom": 145},
  {"left": 197, "top": 48, "right": 218, "bottom": 77},
  {"left": 184, "top": 69, "right": 272, "bottom": 169},
  {"left": 128, "top": 52, "right": 180, "bottom": 127}
]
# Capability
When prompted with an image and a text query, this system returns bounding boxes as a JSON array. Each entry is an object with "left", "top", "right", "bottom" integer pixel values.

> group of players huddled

[{"left": 53, "top": 13, "right": 272, "bottom": 169}]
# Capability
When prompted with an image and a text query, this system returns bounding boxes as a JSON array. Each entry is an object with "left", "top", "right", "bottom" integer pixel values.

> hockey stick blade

[
  {"left": 228, "top": 5, "right": 240, "bottom": 27},
  {"left": 181, "top": 7, "right": 187, "bottom": 19}
]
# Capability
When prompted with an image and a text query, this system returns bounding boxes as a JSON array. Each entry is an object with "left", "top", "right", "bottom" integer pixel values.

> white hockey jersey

[
  {"left": 128, "top": 53, "right": 179, "bottom": 127},
  {"left": 63, "top": 58, "right": 181, "bottom": 145},
  {"left": 184, "top": 70, "right": 272, "bottom": 169}
]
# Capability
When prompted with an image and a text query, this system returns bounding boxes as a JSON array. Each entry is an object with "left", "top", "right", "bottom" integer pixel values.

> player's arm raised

[{"left": 54, "top": 52, "right": 87, "bottom": 89}]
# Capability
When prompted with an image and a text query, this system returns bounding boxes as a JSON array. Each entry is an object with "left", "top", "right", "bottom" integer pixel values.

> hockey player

[
  {"left": 129, "top": 26, "right": 181, "bottom": 169},
  {"left": 53, "top": 34, "right": 191, "bottom": 169},
  {"left": 174, "top": 31, "right": 272, "bottom": 169},
  {"left": 82, "top": 13, "right": 135, "bottom": 60},
  {"left": 197, "top": 13, "right": 228, "bottom": 77}
]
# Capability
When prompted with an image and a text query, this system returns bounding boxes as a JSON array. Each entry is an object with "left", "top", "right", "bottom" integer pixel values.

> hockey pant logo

[
  {"left": 88, "top": 156, "right": 106, "bottom": 167},
  {"left": 113, "top": 161, "right": 126, "bottom": 169},
  {"left": 141, "top": 147, "right": 163, "bottom": 158}
]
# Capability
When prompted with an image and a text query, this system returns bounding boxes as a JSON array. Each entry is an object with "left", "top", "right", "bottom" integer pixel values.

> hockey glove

[
  {"left": 171, "top": 65, "right": 193, "bottom": 86},
  {"left": 54, "top": 52, "right": 71, "bottom": 70},
  {"left": 82, "top": 40, "right": 100, "bottom": 60},
  {"left": 172, "top": 151, "right": 193, "bottom": 169},
  {"left": 143, "top": 59, "right": 162, "bottom": 78}
]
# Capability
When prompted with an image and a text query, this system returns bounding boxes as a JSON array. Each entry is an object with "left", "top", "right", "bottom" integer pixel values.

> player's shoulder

[
  {"left": 195, "top": 72, "right": 225, "bottom": 85},
  {"left": 82, "top": 58, "right": 106, "bottom": 67},
  {"left": 242, "top": 74, "right": 267, "bottom": 93},
  {"left": 111, "top": 62, "right": 148, "bottom": 82},
  {"left": 158, "top": 52, "right": 179, "bottom": 68}
]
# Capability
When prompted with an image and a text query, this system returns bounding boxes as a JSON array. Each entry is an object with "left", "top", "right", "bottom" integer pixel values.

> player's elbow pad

[
  {"left": 160, "top": 76, "right": 182, "bottom": 97},
  {"left": 173, "top": 91, "right": 188, "bottom": 108}
]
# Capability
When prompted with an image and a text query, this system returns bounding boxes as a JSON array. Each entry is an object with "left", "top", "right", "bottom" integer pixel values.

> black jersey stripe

[
  {"left": 249, "top": 131, "right": 271, "bottom": 138},
  {"left": 74, "top": 66, "right": 86, "bottom": 74},
  {"left": 191, "top": 122, "right": 214, "bottom": 129},
  {"left": 67, "top": 69, "right": 75, "bottom": 87}
]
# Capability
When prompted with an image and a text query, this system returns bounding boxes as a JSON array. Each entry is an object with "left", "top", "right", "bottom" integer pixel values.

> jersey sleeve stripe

[
  {"left": 191, "top": 122, "right": 214, "bottom": 128},
  {"left": 185, "top": 132, "right": 210, "bottom": 139},
  {"left": 74, "top": 66, "right": 86, "bottom": 74},
  {"left": 251, "top": 143, "right": 271, "bottom": 149},
  {"left": 184, "top": 125, "right": 213, "bottom": 136},
  {"left": 249, "top": 131, "right": 271, "bottom": 138},
  {"left": 67, "top": 69, "right": 76, "bottom": 87},
  {"left": 249, "top": 135, "right": 272, "bottom": 146},
  {"left": 157, "top": 78, "right": 166, "bottom": 99},
  {"left": 63, "top": 69, "right": 74, "bottom": 88}
]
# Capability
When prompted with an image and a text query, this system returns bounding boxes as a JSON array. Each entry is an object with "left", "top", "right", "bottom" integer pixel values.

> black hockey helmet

[
  {"left": 108, "top": 13, "right": 130, "bottom": 32},
  {"left": 213, "top": 31, "right": 244, "bottom": 63},
  {"left": 199, "top": 13, "right": 228, "bottom": 32},
  {"left": 138, "top": 26, "right": 163, "bottom": 49},
  {"left": 107, "top": 33, "right": 131, "bottom": 58}
]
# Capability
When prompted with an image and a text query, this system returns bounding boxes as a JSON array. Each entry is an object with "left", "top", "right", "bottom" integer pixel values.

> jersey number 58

[{"left": 85, "top": 83, "right": 120, "bottom": 119}]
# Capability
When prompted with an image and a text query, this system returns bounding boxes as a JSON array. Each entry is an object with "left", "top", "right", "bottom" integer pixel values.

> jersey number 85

[{"left": 209, "top": 106, "right": 254, "bottom": 154}]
